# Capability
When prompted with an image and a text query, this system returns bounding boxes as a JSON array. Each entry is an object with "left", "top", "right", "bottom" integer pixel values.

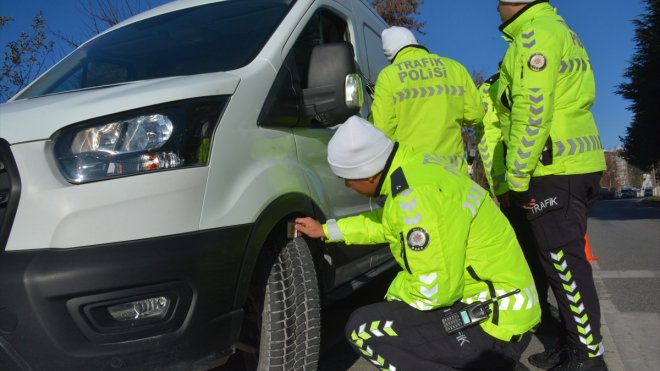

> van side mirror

[{"left": 303, "top": 42, "right": 364, "bottom": 126}]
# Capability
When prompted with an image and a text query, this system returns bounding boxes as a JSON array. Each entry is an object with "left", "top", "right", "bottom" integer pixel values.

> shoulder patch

[
  {"left": 390, "top": 167, "right": 409, "bottom": 197},
  {"left": 406, "top": 227, "right": 429, "bottom": 251},
  {"left": 527, "top": 53, "right": 547, "bottom": 72}
]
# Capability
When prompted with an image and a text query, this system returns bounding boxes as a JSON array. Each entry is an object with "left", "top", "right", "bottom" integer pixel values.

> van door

[{"left": 259, "top": 4, "right": 391, "bottom": 288}]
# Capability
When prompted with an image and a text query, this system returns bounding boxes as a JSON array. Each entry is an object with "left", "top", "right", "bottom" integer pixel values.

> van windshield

[{"left": 16, "top": 0, "right": 295, "bottom": 99}]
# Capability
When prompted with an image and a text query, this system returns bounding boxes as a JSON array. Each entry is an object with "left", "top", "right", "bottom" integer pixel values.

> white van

[{"left": 0, "top": 0, "right": 393, "bottom": 369}]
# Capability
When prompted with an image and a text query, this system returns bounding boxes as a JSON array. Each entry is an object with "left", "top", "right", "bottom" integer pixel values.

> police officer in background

[
  {"left": 295, "top": 116, "right": 540, "bottom": 370},
  {"left": 476, "top": 73, "right": 507, "bottom": 200},
  {"left": 369, "top": 26, "right": 483, "bottom": 174},
  {"left": 477, "top": 72, "right": 558, "bottom": 335},
  {"left": 494, "top": 1, "right": 608, "bottom": 369}
]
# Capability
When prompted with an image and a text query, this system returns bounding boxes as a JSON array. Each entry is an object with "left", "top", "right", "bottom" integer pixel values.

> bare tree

[
  {"left": 601, "top": 151, "right": 621, "bottom": 191},
  {"left": 52, "top": 0, "right": 170, "bottom": 49},
  {"left": 81, "top": 0, "right": 168, "bottom": 33},
  {"left": 1, "top": 12, "right": 54, "bottom": 102},
  {"left": 370, "top": 0, "right": 426, "bottom": 34}
]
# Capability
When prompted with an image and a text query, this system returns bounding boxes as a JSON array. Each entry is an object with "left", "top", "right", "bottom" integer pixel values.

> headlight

[{"left": 54, "top": 96, "right": 228, "bottom": 183}]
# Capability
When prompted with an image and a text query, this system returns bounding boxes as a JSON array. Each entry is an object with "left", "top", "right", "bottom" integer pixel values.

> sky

[{"left": 0, "top": 0, "right": 647, "bottom": 150}]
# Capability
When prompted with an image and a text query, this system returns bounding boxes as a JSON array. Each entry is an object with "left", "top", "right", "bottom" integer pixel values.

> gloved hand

[{"left": 509, "top": 190, "right": 536, "bottom": 210}]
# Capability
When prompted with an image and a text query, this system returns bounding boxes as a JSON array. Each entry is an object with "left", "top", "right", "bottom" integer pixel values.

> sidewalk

[{"left": 515, "top": 264, "right": 625, "bottom": 370}]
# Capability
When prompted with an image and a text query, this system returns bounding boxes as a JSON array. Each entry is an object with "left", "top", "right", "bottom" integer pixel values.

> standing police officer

[
  {"left": 477, "top": 72, "right": 559, "bottom": 337},
  {"left": 369, "top": 26, "right": 483, "bottom": 173},
  {"left": 494, "top": 1, "right": 608, "bottom": 369},
  {"left": 295, "top": 116, "right": 540, "bottom": 370}
]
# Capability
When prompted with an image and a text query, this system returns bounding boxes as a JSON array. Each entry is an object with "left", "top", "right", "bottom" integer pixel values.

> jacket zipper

[{"left": 399, "top": 232, "right": 412, "bottom": 274}]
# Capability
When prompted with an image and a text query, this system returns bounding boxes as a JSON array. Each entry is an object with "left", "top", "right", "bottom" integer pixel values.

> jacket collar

[
  {"left": 499, "top": 0, "right": 553, "bottom": 41},
  {"left": 375, "top": 143, "right": 417, "bottom": 197},
  {"left": 391, "top": 45, "right": 429, "bottom": 63}
]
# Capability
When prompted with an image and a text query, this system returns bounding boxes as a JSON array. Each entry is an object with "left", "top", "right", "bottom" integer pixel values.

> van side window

[
  {"left": 294, "top": 10, "right": 350, "bottom": 89},
  {"left": 360, "top": 23, "right": 388, "bottom": 115},
  {"left": 363, "top": 24, "right": 388, "bottom": 84},
  {"left": 258, "top": 9, "right": 350, "bottom": 127}
]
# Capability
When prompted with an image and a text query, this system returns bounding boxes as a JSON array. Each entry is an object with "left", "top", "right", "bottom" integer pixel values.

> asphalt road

[
  {"left": 586, "top": 199, "right": 660, "bottom": 371},
  {"left": 218, "top": 198, "right": 660, "bottom": 371}
]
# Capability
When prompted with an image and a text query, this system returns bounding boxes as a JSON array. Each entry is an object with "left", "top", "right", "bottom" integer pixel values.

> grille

[{"left": 0, "top": 138, "right": 21, "bottom": 251}]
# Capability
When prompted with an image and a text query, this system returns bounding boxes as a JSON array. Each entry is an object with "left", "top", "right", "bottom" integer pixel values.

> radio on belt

[{"left": 442, "top": 289, "right": 521, "bottom": 334}]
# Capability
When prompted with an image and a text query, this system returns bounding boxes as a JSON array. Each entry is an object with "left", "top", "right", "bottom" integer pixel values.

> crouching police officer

[{"left": 295, "top": 116, "right": 540, "bottom": 370}]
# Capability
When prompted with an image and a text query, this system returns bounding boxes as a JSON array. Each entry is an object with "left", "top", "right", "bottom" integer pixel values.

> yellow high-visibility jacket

[
  {"left": 477, "top": 73, "right": 509, "bottom": 196},
  {"left": 370, "top": 47, "right": 484, "bottom": 173},
  {"left": 496, "top": 2, "right": 606, "bottom": 192},
  {"left": 323, "top": 144, "right": 540, "bottom": 341}
]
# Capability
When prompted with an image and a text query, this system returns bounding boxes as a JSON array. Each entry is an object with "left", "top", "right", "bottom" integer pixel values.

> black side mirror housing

[{"left": 303, "top": 42, "right": 363, "bottom": 126}]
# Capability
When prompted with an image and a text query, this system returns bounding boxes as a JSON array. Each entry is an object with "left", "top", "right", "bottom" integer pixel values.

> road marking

[
  {"left": 591, "top": 263, "right": 631, "bottom": 371},
  {"left": 594, "top": 270, "right": 660, "bottom": 279}
]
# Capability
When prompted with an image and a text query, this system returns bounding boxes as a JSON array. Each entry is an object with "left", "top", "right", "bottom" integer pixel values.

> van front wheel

[{"left": 241, "top": 237, "right": 321, "bottom": 370}]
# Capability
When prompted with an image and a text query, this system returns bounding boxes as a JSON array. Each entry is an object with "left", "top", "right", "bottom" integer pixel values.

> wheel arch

[{"left": 232, "top": 192, "right": 330, "bottom": 310}]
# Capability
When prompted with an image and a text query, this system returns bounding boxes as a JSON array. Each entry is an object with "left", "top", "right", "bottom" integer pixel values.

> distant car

[
  {"left": 620, "top": 188, "right": 638, "bottom": 198},
  {"left": 644, "top": 188, "right": 653, "bottom": 197},
  {"left": 599, "top": 187, "right": 615, "bottom": 200}
]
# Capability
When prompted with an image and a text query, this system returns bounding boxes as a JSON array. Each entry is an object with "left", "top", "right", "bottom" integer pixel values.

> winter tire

[{"left": 242, "top": 237, "right": 321, "bottom": 370}]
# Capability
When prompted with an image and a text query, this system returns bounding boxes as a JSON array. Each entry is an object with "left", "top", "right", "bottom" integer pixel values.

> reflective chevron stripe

[
  {"left": 462, "top": 184, "right": 485, "bottom": 218},
  {"left": 559, "top": 58, "right": 592, "bottom": 73},
  {"left": 419, "top": 272, "right": 437, "bottom": 285},
  {"left": 550, "top": 250, "right": 603, "bottom": 357},
  {"left": 393, "top": 84, "right": 465, "bottom": 103},
  {"left": 511, "top": 87, "right": 545, "bottom": 175},
  {"left": 420, "top": 282, "right": 438, "bottom": 297},
  {"left": 587, "top": 342, "right": 605, "bottom": 358},
  {"left": 422, "top": 153, "right": 465, "bottom": 170},
  {"left": 522, "top": 30, "right": 536, "bottom": 49},
  {"left": 350, "top": 321, "right": 398, "bottom": 370},
  {"left": 554, "top": 135, "right": 603, "bottom": 156},
  {"left": 465, "top": 283, "right": 538, "bottom": 311},
  {"left": 444, "top": 164, "right": 461, "bottom": 177},
  {"left": 395, "top": 187, "right": 421, "bottom": 226},
  {"left": 403, "top": 213, "right": 420, "bottom": 226},
  {"left": 415, "top": 272, "right": 440, "bottom": 310},
  {"left": 398, "top": 198, "right": 417, "bottom": 212},
  {"left": 412, "top": 300, "right": 434, "bottom": 310}
]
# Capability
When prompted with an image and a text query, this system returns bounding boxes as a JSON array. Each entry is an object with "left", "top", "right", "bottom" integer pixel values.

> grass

[{"left": 641, "top": 196, "right": 660, "bottom": 205}]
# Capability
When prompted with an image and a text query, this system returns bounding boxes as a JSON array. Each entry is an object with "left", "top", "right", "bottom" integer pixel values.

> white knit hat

[
  {"left": 327, "top": 116, "right": 394, "bottom": 179},
  {"left": 382, "top": 26, "right": 419, "bottom": 61}
]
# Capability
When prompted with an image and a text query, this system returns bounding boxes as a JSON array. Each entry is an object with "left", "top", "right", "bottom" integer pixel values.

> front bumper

[{"left": 0, "top": 226, "right": 251, "bottom": 370}]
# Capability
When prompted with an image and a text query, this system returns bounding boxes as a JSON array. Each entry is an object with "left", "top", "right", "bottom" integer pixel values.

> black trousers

[
  {"left": 501, "top": 204, "right": 551, "bottom": 316},
  {"left": 344, "top": 301, "right": 531, "bottom": 370},
  {"left": 524, "top": 173, "right": 604, "bottom": 356}
]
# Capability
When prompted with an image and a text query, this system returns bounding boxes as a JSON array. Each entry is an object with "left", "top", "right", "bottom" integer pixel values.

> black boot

[
  {"left": 528, "top": 340, "right": 567, "bottom": 369},
  {"left": 534, "top": 312, "right": 563, "bottom": 337},
  {"left": 513, "top": 361, "right": 530, "bottom": 371},
  {"left": 552, "top": 344, "right": 608, "bottom": 371}
]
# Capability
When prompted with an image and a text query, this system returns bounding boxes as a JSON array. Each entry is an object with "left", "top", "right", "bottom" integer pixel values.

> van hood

[{"left": 0, "top": 72, "right": 240, "bottom": 144}]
